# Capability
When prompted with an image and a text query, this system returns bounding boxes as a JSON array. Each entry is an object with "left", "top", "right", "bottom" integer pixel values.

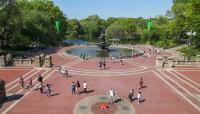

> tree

[
  {"left": 106, "top": 18, "right": 137, "bottom": 43},
  {"left": 80, "top": 15, "right": 104, "bottom": 41},
  {"left": 0, "top": 0, "right": 17, "bottom": 49}
]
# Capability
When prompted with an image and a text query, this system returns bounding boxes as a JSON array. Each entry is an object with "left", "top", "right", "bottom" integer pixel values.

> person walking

[
  {"left": 65, "top": 69, "right": 68, "bottom": 77},
  {"left": 103, "top": 60, "right": 106, "bottom": 69},
  {"left": 37, "top": 74, "right": 43, "bottom": 84},
  {"left": 46, "top": 84, "right": 51, "bottom": 96},
  {"left": 19, "top": 76, "right": 25, "bottom": 89},
  {"left": 139, "top": 77, "right": 143, "bottom": 90},
  {"left": 98, "top": 61, "right": 102, "bottom": 70},
  {"left": 39, "top": 83, "right": 44, "bottom": 94},
  {"left": 128, "top": 89, "right": 134, "bottom": 102},
  {"left": 137, "top": 91, "right": 141, "bottom": 104},
  {"left": 109, "top": 88, "right": 114, "bottom": 104},
  {"left": 76, "top": 81, "right": 80, "bottom": 94},
  {"left": 28, "top": 78, "right": 33, "bottom": 89},
  {"left": 83, "top": 81, "right": 87, "bottom": 93},
  {"left": 71, "top": 82, "right": 76, "bottom": 95},
  {"left": 112, "top": 56, "right": 115, "bottom": 63},
  {"left": 119, "top": 54, "right": 123, "bottom": 65}
]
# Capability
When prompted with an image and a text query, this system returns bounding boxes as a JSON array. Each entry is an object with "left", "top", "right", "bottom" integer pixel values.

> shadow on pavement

[
  {"left": 79, "top": 90, "right": 94, "bottom": 94},
  {"left": 50, "top": 93, "right": 60, "bottom": 97},
  {"left": 6, "top": 94, "right": 24, "bottom": 102}
]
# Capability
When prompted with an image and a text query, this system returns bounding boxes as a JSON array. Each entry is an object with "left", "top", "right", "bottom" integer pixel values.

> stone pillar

[
  {"left": 0, "top": 79, "right": 6, "bottom": 105},
  {"left": 20, "top": 57, "right": 23, "bottom": 64},
  {"left": 168, "top": 58, "right": 174, "bottom": 68},
  {"left": 0, "top": 55, "right": 6, "bottom": 67},
  {"left": 156, "top": 57, "right": 163, "bottom": 68},
  {"left": 44, "top": 56, "right": 52, "bottom": 68},
  {"left": 35, "top": 56, "right": 42, "bottom": 67},
  {"left": 6, "top": 54, "right": 13, "bottom": 66},
  {"left": 163, "top": 55, "right": 168, "bottom": 64}
]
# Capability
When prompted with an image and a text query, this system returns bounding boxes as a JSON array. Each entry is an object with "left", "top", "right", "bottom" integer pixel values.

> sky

[{"left": 53, "top": 0, "right": 173, "bottom": 19}]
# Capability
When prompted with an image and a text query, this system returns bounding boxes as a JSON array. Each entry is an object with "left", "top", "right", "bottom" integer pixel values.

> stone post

[
  {"left": 168, "top": 58, "right": 174, "bottom": 68},
  {"left": 20, "top": 57, "right": 23, "bottom": 64},
  {"left": 44, "top": 56, "right": 52, "bottom": 68},
  {"left": 156, "top": 57, "right": 163, "bottom": 68},
  {"left": 6, "top": 54, "right": 13, "bottom": 66},
  {"left": 0, "top": 79, "right": 6, "bottom": 105},
  {"left": 35, "top": 56, "right": 42, "bottom": 67},
  {"left": 0, "top": 55, "right": 6, "bottom": 67}
]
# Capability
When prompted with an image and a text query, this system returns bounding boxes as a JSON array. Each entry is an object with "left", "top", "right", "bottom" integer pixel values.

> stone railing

[
  {"left": 172, "top": 59, "right": 198, "bottom": 65},
  {"left": 13, "top": 58, "right": 34, "bottom": 66},
  {"left": 156, "top": 55, "right": 200, "bottom": 68},
  {"left": 0, "top": 54, "right": 52, "bottom": 68}
]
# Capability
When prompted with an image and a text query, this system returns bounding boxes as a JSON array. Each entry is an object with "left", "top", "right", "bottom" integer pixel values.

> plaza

[
  {"left": 0, "top": 45, "right": 200, "bottom": 114},
  {"left": 1, "top": 0, "right": 200, "bottom": 114}
]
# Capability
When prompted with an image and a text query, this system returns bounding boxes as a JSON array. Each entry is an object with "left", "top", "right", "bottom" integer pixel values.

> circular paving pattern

[
  {"left": 91, "top": 102, "right": 117, "bottom": 114},
  {"left": 73, "top": 95, "right": 135, "bottom": 114}
]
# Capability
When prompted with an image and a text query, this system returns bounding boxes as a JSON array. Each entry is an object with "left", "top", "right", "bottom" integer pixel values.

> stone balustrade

[
  {"left": 156, "top": 55, "right": 200, "bottom": 68},
  {"left": 0, "top": 54, "right": 52, "bottom": 68}
]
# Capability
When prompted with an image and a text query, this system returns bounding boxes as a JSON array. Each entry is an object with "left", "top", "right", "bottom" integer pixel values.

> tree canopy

[{"left": 0, "top": 0, "right": 200, "bottom": 57}]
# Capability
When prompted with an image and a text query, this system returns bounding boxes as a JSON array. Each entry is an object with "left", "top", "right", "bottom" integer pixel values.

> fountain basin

[{"left": 65, "top": 46, "right": 138, "bottom": 58}]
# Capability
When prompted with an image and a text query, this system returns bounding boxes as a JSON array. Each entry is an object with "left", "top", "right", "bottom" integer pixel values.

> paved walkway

[{"left": 0, "top": 45, "right": 200, "bottom": 114}]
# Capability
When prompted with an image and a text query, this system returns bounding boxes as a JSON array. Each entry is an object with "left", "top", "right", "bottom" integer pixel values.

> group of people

[
  {"left": 18, "top": 74, "right": 51, "bottom": 97},
  {"left": 110, "top": 54, "right": 123, "bottom": 64},
  {"left": 71, "top": 81, "right": 87, "bottom": 95},
  {"left": 107, "top": 78, "right": 144, "bottom": 105},
  {"left": 19, "top": 76, "right": 32, "bottom": 90},
  {"left": 37, "top": 75, "right": 51, "bottom": 96},
  {"left": 98, "top": 60, "right": 107, "bottom": 69},
  {"left": 98, "top": 54, "right": 123, "bottom": 70},
  {"left": 80, "top": 53, "right": 91, "bottom": 60},
  {"left": 128, "top": 77, "right": 144, "bottom": 104}
]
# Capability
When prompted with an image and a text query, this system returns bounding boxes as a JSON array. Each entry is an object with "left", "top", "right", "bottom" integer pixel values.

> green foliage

[
  {"left": 0, "top": 0, "right": 67, "bottom": 52},
  {"left": 179, "top": 46, "right": 200, "bottom": 58},
  {"left": 1, "top": 0, "right": 200, "bottom": 58},
  {"left": 106, "top": 18, "right": 137, "bottom": 44}
]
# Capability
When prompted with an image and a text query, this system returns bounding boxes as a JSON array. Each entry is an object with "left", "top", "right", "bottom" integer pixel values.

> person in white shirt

[
  {"left": 83, "top": 81, "right": 87, "bottom": 93},
  {"left": 112, "top": 56, "right": 115, "bottom": 63},
  {"left": 137, "top": 91, "right": 141, "bottom": 104},
  {"left": 109, "top": 88, "right": 114, "bottom": 104}
]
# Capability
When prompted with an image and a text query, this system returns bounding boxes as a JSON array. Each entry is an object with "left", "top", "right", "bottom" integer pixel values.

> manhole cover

[
  {"left": 79, "top": 106, "right": 87, "bottom": 110},
  {"left": 122, "top": 106, "right": 129, "bottom": 111}
]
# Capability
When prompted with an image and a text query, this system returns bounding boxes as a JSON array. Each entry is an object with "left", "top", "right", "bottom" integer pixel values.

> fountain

[
  {"left": 96, "top": 31, "right": 110, "bottom": 51},
  {"left": 65, "top": 31, "right": 138, "bottom": 58}
]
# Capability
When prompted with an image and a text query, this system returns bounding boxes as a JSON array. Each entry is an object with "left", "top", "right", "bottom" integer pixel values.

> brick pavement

[{"left": 0, "top": 45, "right": 200, "bottom": 114}]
